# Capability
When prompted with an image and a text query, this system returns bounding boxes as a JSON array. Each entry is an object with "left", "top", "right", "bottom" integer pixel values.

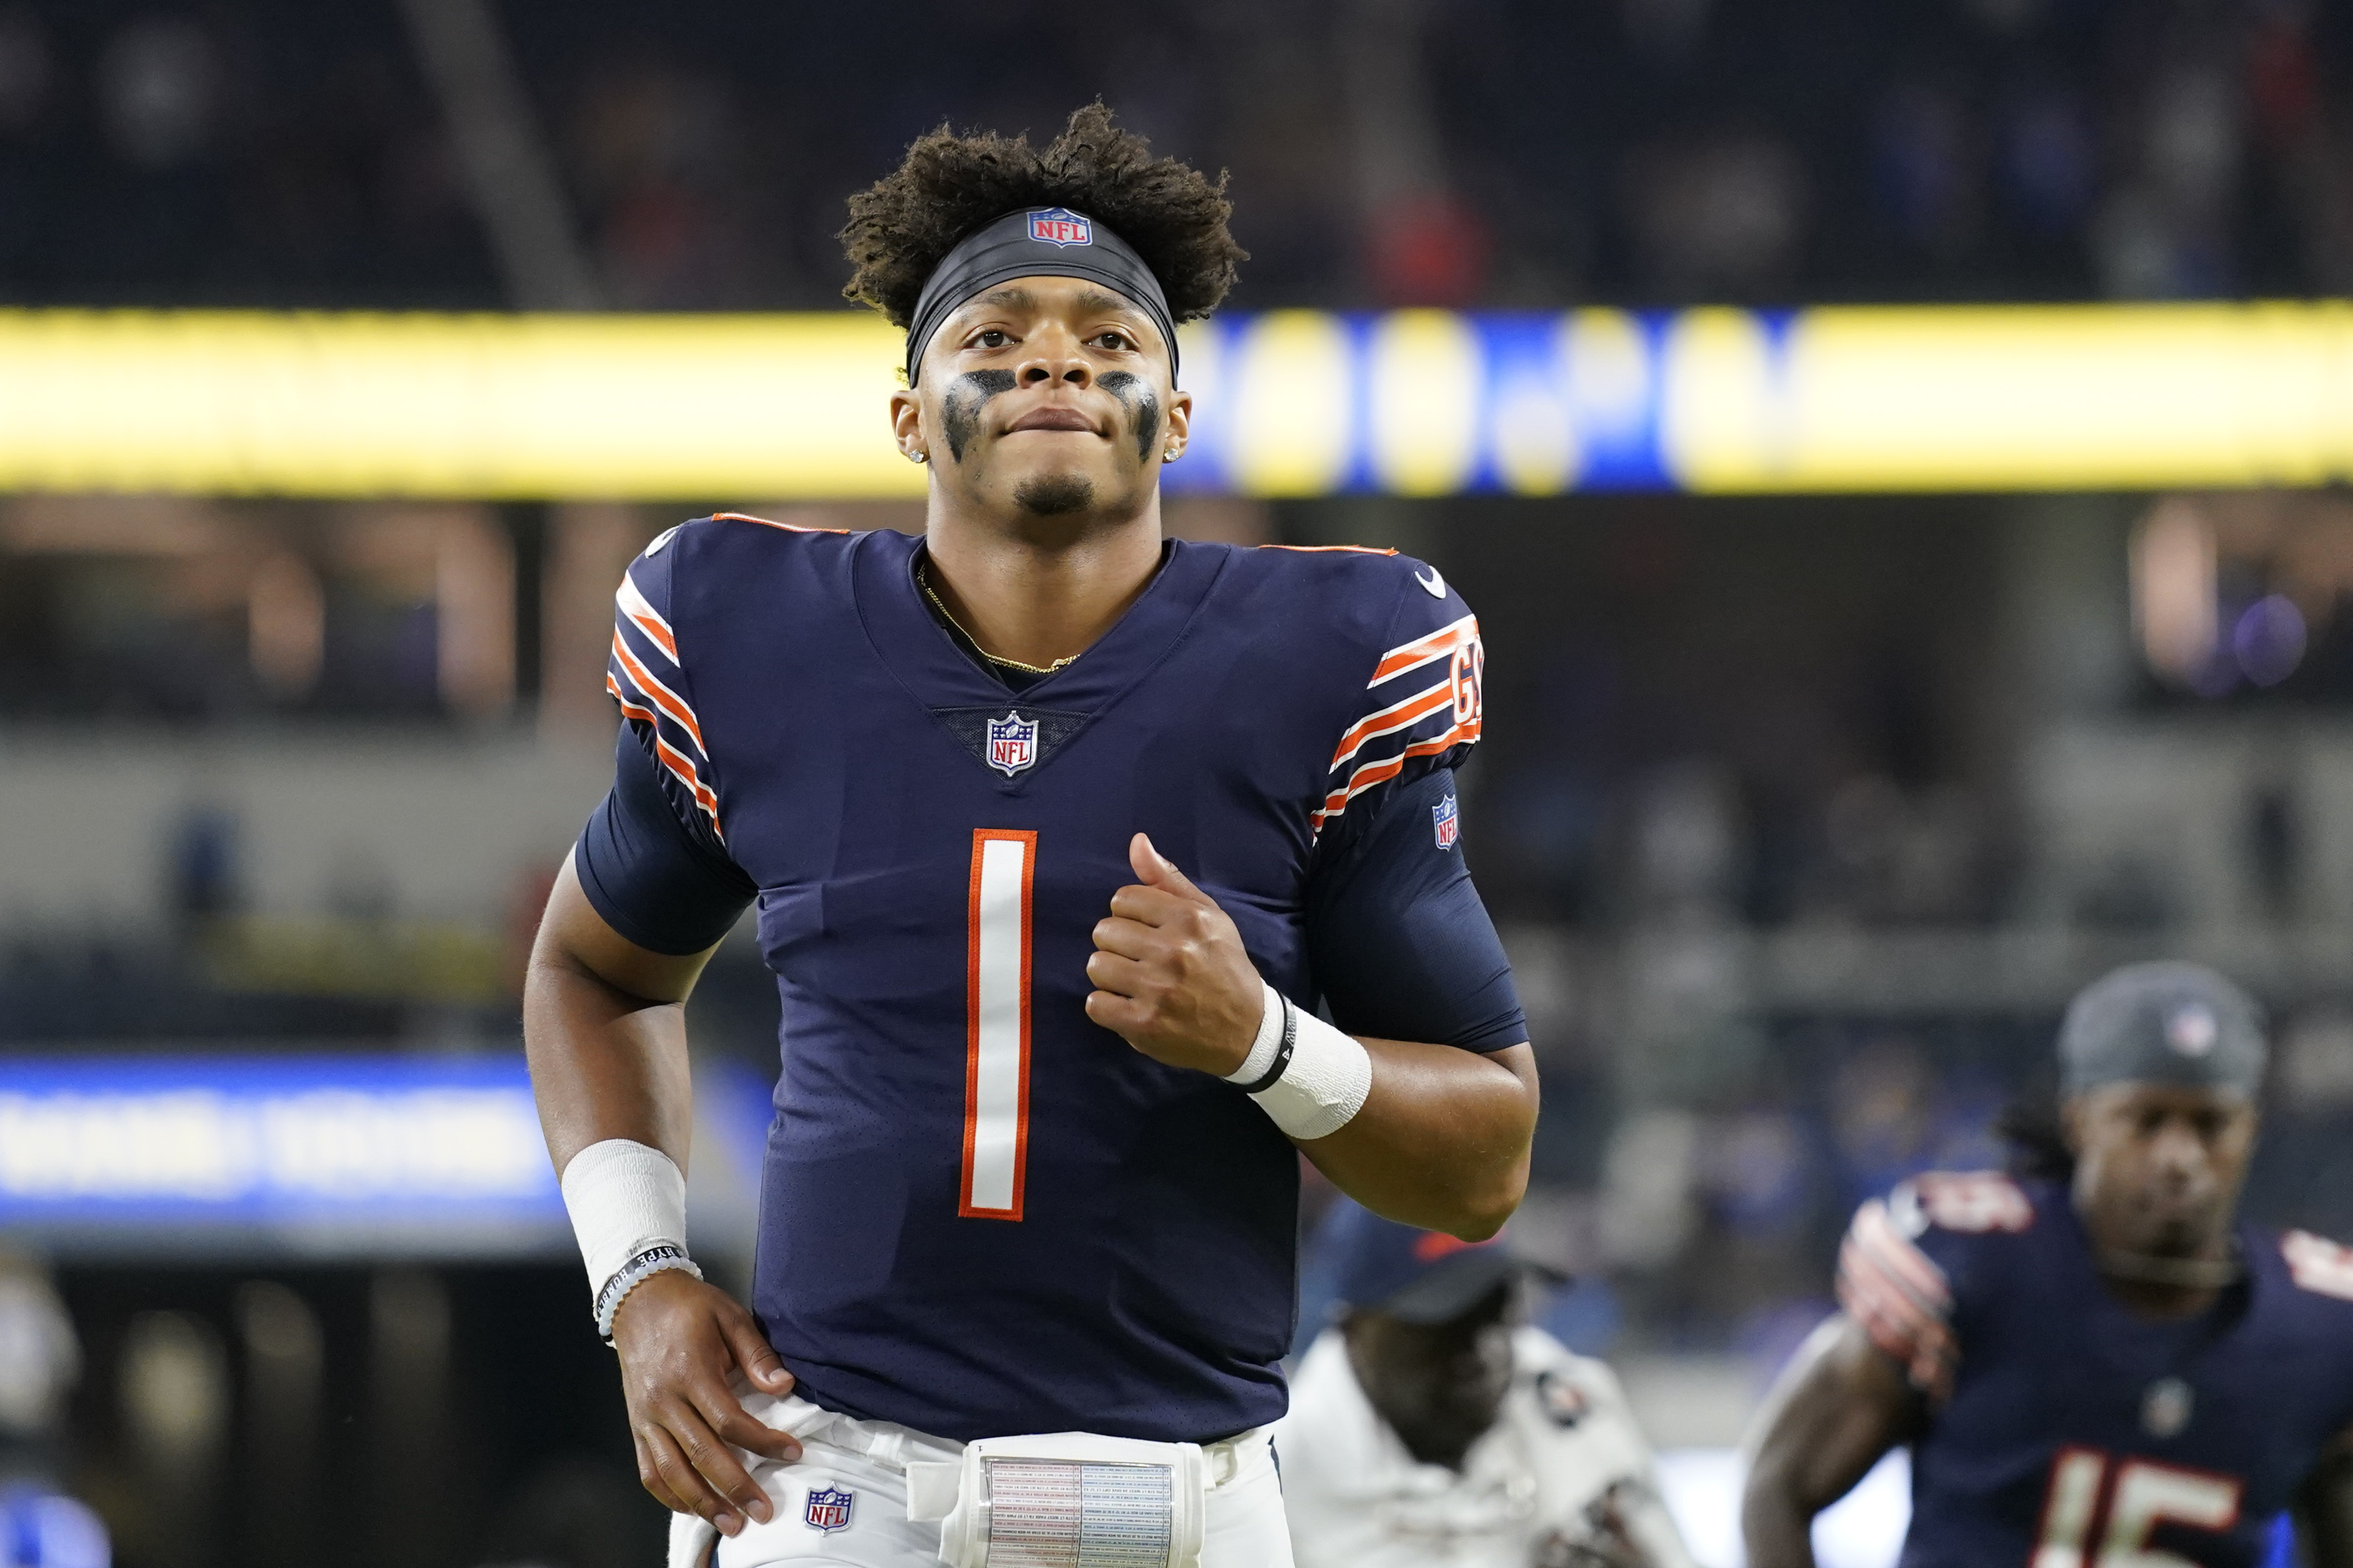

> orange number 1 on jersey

[{"left": 962, "top": 830, "right": 1036, "bottom": 1220}]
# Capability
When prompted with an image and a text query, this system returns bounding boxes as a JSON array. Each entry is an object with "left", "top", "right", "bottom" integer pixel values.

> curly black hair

[
  {"left": 840, "top": 102, "right": 1246, "bottom": 328},
  {"left": 1995, "top": 1087, "right": 2076, "bottom": 1184}
]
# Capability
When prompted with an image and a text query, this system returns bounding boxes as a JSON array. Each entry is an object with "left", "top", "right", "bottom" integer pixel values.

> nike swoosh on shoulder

[{"left": 1415, "top": 566, "right": 1447, "bottom": 598}]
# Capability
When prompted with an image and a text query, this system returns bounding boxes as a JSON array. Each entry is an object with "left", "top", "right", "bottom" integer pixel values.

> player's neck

[
  {"left": 2080, "top": 1207, "right": 2240, "bottom": 1319},
  {"left": 920, "top": 502, "right": 1167, "bottom": 672},
  {"left": 2095, "top": 1241, "right": 2238, "bottom": 1317},
  {"left": 2097, "top": 1270, "right": 2227, "bottom": 1320}
]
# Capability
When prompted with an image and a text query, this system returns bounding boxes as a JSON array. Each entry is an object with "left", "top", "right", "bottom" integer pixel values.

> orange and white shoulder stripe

[
  {"left": 605, "top": 669, "right": 723, "bottom": 838},
  {"left": 1847, "top": 1194, "right": 1953, "bottom": 1314},
  {"left": 609, "top": 630, "right": 706, "bottom": 755},
  {"left": 650, "top": 734, "right": 722, "bottom": 831},
  {"left": 1837, "top": 1194, "right": 1957, "bottom": 1396},
  {"left": 1367, "top": 613, "right": 1477, "bottom": 687},
  {"left": 615, "top": 569, "right": 677, "bottom": 663},
  {"left": 1311, "top": 721, "right": 1482, "bottom": 834},
  {"left": 1311, "top": 614, "right": 1486, "bottom": 835},
  {"left": 1329, "top": 669, "right": 1459, "bottom": 776},
  {"left": 607, "top": 598, "right": 722, "bottom": 835},
  {"left": 605, "top": 670, "right": 657, "bottom": 730},
  {"left": 711, "top": 511, "right": 850, "bottom": 534}
]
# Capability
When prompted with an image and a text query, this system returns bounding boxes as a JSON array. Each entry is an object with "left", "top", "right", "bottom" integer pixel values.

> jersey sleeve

[
  {"left": 2282, "top": 1229, "right": 2353, "bottom": 1304},
  {"left": 1837, "top": 1170, "right": 2036, "bottom": 1402},
  {"left": 1313, "top": 561, "right": 1484, "bottom": 839},
  {"left": 573, "top": 527, "right": 758, "bottom": 955},
  {"left": 1305, "top": 766, "right": 1527, "bottom": 1052},
  {"left": 604, "top": 527, "right": 727, "bottom": 849},
  {"left": 575, "top": 725, "right": 756, "bottom": 954}
]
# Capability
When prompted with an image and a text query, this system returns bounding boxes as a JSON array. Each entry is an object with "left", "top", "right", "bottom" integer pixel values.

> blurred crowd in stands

[{"left": 0, "top": 0, "right": 2344, "bottom": 312}]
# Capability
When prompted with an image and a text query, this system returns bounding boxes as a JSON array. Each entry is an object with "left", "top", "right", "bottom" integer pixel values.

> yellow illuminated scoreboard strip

[{"left": 0, "top": 303, "right": 2344, "bottom": 500}]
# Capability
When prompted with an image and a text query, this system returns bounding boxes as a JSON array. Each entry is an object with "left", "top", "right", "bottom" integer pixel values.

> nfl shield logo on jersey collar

[
  {"left": 1028, "top": 207, "right": 1092, "bottom": 247},
  {"left": 1432, "top": 793, "right": 1460, "bottom": 849},
  {"left": 987, "top": 711, "right": 1040, "bottom": 776},
  {"left": 804, "top": 1485, "right": 854, "bottom": 1534}
]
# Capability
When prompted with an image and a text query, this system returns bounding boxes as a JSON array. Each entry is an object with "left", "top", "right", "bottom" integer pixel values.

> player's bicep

[
  {"left": 533, "top": 852, "right": 719, "bottom": 1006},
  {"left": 1306, "top": 766, "right": 1526, "bottom": 1052}
]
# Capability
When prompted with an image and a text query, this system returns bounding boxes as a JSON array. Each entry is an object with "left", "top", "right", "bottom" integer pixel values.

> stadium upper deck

[{"left": 0, "top": 0, "right": 2343, "bottom": 315}]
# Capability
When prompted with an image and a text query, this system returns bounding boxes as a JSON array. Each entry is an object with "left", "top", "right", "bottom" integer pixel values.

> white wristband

[
  {"left": 1226, "top": 984, "right": 1372, "bottom": 1141},
  {"left": 560, "top": 1138, "right": 690, "bottom": 1304}
]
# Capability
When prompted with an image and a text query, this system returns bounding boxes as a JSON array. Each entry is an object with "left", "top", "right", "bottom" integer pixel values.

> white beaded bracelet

[{"left": 594, "top": 1245, "right": 703, "bottom": 1344}]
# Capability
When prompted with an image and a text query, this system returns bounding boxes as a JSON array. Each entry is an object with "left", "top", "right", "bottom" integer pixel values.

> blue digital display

[
  {"left": 0, "top": 1054, "right": 568, "bottom": 1256},
  {"left": 1161, "top": 308, "right": 1681, "bottom": 499}
]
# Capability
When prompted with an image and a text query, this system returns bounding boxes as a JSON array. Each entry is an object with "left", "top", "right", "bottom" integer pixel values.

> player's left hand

[{"left": 1085, "top": 833, "right": 1265, "bottom": 1077}]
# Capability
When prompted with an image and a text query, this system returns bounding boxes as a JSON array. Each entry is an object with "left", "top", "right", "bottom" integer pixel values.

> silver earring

[
  {"left": 909, "top": 449, "right": 928, "bottom": 464},
  {"left": 1162, "top": 448, "right": 1179, "bottom": 462}
]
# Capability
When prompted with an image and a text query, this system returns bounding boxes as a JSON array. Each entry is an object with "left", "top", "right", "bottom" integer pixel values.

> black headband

[{"left": 903, "top": 206, "right": 1178, "bottom": 387}]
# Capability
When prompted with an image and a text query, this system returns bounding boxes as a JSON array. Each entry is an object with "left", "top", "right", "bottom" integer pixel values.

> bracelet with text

[{"left": 594, "top": 1244, "right": 703, "bottom": 1344}]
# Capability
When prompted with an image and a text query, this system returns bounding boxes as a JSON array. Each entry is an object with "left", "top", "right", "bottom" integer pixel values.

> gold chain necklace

[{"left": 917, "top": 562, "right": 1079, "bottom": 676}]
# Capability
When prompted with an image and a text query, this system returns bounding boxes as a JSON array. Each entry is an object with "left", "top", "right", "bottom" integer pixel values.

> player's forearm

[
  {"left": 1299, "top": 1039, "right": 1537, "bottom": 1239},
  {"left": 1740, "top": 1316, "right": 1912, "bottom": 1568},
  {"left": 1738, "top": 1480, "right": 1820, "bottom": 1568},
  {"left": 524, "top": 952, "right": 696, "bottom": 1170},
  {"left": 522, "top": 860, "right": 707, "bottom": 1172}
]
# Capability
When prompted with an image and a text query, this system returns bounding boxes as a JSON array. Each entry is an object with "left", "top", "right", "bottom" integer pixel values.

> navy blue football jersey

[
  {"left": 589, "top": 515, "right": 1521, "bottom": 1445},
  {"left": 1840, "top": 1172, "right": 2353, "bottom": 1568}
]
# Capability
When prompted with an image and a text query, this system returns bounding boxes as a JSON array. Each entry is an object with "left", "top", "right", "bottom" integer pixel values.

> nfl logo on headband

[{"left": 1029, "top": 208, "right": 1093, "bottom": 248}]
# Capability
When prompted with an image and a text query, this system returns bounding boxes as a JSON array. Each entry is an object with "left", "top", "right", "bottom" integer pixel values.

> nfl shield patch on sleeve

[
  {"left": 1432, "top": 793, "right": 1459, "bottom": 849},
  {"left": 804, "top": 1485, "right": 854, "bottom": 1534}
]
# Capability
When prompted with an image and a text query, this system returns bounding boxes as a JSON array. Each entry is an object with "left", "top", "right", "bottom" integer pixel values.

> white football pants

[{"left": 667, "top": 1388, "right": 1296, "bottom": 1568}]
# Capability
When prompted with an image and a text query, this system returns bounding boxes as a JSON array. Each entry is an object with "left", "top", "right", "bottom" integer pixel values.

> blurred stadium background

[{"left": 1, "top": 0, "right": 2350, "bottom": 1564}]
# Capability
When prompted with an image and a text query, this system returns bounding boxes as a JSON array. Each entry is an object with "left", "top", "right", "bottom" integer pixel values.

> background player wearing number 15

[{"left": 522, "top": 107, "right": 1541, "bottom": 1548}]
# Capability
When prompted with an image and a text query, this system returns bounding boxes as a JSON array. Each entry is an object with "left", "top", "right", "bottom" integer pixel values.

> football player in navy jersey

[
  {"left": 522, "top": 105, "right": 1540, "bottom": 1566},
  {"left": 1742, "top": 962, "right": 2353, "bottom": 1568}
]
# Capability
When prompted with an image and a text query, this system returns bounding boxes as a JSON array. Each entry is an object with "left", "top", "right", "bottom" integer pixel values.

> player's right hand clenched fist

[{"left": 610, "top": 1269, "right": 803, "bottom": 1537}]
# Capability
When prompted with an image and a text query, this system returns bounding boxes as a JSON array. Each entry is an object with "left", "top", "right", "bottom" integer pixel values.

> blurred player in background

[
  {"left": 1743, "top": 962, "right": 2353, "bottom": 1568},
  {"left": 524, "top": 104, "right": 1539, "bottom": 1567},
  {"left": 1277, "top": 1200, "right": 1691, "bottom": 1568},
  {"left": 0, "top": 1252, "right": 108, "bottom": 1568}
]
